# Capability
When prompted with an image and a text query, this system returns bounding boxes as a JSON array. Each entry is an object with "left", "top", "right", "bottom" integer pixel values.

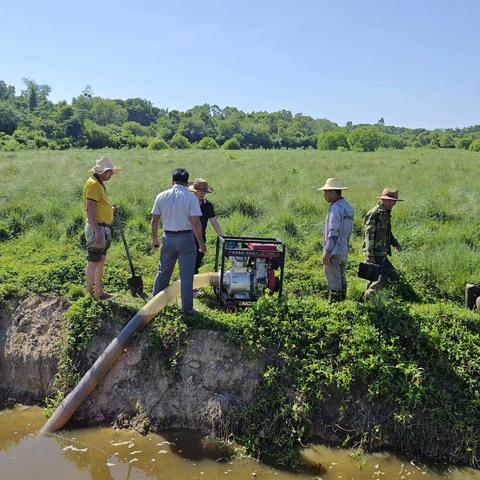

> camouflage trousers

[
  {"left": 364, "top": 257, "right": 398, "bottom": 301},
  {"left": 324, "top": 253, "right": 347, "bottom": 302}
]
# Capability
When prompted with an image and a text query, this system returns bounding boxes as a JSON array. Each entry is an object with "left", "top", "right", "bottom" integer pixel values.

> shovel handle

[{"left": 114, "top": 209, "right": 137, "bottom": 276}]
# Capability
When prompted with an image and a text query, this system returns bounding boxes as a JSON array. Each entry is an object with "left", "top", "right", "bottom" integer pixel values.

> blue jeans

[{"left": 153, "top": 232, "right": 197, "bottom": 311}]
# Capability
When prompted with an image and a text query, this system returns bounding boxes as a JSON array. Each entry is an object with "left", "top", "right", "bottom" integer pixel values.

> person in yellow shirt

[{"left": 83, "top": 156, "right": 121, "bottom": 299}]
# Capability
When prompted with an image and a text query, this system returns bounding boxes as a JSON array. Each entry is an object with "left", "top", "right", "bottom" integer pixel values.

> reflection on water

[{"left": 1, "top": 406, "right": 480, "bottom": 480}]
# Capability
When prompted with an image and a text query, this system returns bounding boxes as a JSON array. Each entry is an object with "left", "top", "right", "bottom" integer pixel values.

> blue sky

[{"left": 2, "top": 0, "right": 479, "bottom": 129}]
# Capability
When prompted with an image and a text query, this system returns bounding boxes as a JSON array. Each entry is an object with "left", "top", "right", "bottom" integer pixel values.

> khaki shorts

[{"left": 85, "top": 223, "right": 112, "bottom": 262}]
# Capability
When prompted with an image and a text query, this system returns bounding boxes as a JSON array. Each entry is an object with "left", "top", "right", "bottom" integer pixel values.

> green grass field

[
  {"left": 1, "top": 147, "right": 479, "bottom": 303},
  {"left": 2, "top": 148, "right": 480, "bottom": 467}
]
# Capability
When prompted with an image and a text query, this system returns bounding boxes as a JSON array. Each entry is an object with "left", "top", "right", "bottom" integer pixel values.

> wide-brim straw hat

[
  {"left": 317, "top": 177, "right": 348, "bottom": 191},
  {"left": 377, "top": 187, "right": 404, "bottom": 201},
  {"left": 188, "top": 178, "right": 214, "bottom": 193},
  {"left": 89, "top": 156, "right": 122, "bottom": 175}
]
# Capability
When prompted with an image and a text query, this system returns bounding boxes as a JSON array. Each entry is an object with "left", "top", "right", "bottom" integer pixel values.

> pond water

[{"left": 1, "top": 406, "right": 479, "bottom": 480}]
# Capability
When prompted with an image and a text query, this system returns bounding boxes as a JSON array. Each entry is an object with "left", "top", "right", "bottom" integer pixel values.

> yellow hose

[{"left": 40, "top": 272, "right": 219, "bottom": 434}]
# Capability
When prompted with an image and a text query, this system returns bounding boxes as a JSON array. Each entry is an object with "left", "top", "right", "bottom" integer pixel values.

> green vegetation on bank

[
  {"left": 1, "top": 79, "right": 480, "bottom": 152},
  {"left": 229, "top": 296, "right": 480, "bottom": 467},
  {"left": 1, "top": 148, "right": 480, "bottom": 467}
]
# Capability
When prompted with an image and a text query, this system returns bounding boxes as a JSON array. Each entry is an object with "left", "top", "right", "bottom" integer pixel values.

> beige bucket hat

[
  {"left": 317, "top": 178, "right": 348, "bottom": 191},
  {"left": 188, "top": 178, "right": 214, "bottom": 193},
  {"left": 378, "top": 188, "right": 404, "bottom": 201},
  {"left": 89, "top": 156, "right": 122, "bottom": 175}
]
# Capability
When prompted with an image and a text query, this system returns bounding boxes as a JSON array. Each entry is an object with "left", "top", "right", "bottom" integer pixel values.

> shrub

[
  {"left": 84, "top": 120, "right": 119, "bottom": 148},
  {"left": 170, "top": 133, "right": 191, "bottom": 149},
  {"left": 468, "top": 139, "right": 480, "bottom": 152},
  {"left": 0, "top": 135, "right": 22, "bottom": 151},
  {"left": 129, "top": 135, "right": 150, "bottom": 148},
  {"left": 317, "top": 129, "right": 349, "bottom": 150},
  {"left": 198, "top": 136, "right": 218, "bottom": 149},
  {"left": 222, "top": 137, "right": 241, "bottom": 150},
  {"left": 0, "top": 102, "right": 20, "bottom": 135},
  {"left": 348, "top": 126, "right": 382, "bottom": 152},
  {"left": 456, "top": 136, "right": 473, "bottom": 149},
  {"left": 381, "top": 134, "right": 406, "bottom": 149},
  {"left": 13, "top": 129, "right": 48, "bottom": 149},
  {"left": 121, "top": 121, "right": 150, "bottom": 137},
  {"left": 148, "top": 137, "right": 170, "bottom": 150}
]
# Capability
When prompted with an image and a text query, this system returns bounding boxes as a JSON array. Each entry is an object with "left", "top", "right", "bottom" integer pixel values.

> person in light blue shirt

[{"left": 318, "top": 178, "right": 355, "bottom": 302}]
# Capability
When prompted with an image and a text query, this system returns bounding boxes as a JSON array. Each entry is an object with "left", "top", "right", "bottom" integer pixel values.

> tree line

[{"left": 1, "top": 79, "right": 480, "bottom": 152}]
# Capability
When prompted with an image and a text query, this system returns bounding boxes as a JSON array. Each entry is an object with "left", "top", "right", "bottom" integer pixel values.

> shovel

[{"left": 114, "top": 209, "right": 145, "bottom": 299}]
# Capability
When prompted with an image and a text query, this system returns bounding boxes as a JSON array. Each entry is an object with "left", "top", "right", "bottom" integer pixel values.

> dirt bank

[{"left": 0, "top": 295, "right": 264, "bottom": 433}]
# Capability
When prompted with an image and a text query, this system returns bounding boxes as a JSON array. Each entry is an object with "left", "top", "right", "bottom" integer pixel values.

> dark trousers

[
  {"left": 194, "top": 251, "right": 205, "bottom": 275},
  {"left": 153, "top": 233, "right": 196, "bottom": 311}
]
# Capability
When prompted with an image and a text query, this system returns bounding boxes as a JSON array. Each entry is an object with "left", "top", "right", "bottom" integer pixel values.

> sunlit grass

[{"left": 1, "top": 147, "right": 480, "bottom": 302}]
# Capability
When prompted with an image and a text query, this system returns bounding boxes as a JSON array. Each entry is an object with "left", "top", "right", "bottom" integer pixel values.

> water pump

[{"left": 214, "top": 235, "right": 286, "bottom": 313}]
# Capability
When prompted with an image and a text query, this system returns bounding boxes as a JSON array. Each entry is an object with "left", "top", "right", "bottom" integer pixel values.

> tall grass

[{"left": 1, "top": 147, "right": 480, "bottom": 302}]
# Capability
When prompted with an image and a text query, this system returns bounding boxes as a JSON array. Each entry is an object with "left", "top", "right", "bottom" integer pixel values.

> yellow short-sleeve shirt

[{"left": 83, "top": 176, "right": 113, "bottom": 225}]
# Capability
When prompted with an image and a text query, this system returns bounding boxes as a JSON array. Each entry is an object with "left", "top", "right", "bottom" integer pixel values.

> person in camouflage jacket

[{"left": 363, "top": 188, "right": 403, "bottom": 300}]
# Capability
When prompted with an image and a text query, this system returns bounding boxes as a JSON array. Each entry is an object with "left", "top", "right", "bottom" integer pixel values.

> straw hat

[
  {"left": 377, "top": 188, "right": 404, "bottom": 201},
  {"left": 89, "top": 156, "right": 122, "bottom": 175},
  {"left": 317, "top": 178, "right": 348, "bottom": 191},
  {"left": 188, "top": 178, "right": 214, "bottom": 193}
]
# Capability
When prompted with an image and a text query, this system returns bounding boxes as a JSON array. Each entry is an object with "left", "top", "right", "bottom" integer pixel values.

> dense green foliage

[
  {"left": 229, "top": 296, "right": 480, "bottom": 467},
  {"left": 1, "top": 148, "right": 480, "bottom": 466},
  {"left": 1, "top": 79, "right": 480, "bottom": 152}
]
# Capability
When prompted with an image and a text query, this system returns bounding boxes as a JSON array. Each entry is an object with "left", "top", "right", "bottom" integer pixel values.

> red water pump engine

[{"left": 214, "top": 236, "right": 286, "bottom": 313}]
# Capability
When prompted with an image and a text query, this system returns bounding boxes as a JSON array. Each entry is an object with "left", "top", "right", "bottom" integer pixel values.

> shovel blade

[{"left": 127, "top": 275, "right": 144, "bottom": 297}]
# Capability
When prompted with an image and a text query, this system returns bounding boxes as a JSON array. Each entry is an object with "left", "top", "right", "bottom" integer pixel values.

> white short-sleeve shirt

[{"left": 151, "top": 184, "right": 202, "bottom": 231}]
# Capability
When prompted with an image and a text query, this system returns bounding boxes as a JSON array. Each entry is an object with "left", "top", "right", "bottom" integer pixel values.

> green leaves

[{"left": 227, "top": 295, "right": 480, "bottom": 467}]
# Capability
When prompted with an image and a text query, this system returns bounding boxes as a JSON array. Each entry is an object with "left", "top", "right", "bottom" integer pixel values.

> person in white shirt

[{"left": 151, "top": 168, "right": 206, "bottom": 312}]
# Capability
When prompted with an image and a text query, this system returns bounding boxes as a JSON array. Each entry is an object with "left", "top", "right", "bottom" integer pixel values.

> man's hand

[
  {"left": 323, "top": 251, "right": 331, "bottom": 265},
  {"left": 151, "top": 215, "right": 161, "bottom": 250},
  {"left": 198, "top": 242, "right": 206, "bottom": 254}
]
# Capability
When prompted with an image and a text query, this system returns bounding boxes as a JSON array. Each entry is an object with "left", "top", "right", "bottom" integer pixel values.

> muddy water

[{"left": 1, "top": 406, "right": 480, "bottom": 480}]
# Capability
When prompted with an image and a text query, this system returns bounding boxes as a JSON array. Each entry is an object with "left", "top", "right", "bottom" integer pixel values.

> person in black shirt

[{"left": 188, "top": 178, "right": 224, "bottom": 295}]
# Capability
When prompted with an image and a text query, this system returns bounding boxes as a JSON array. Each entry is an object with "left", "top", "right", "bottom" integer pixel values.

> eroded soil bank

[{"left": 0, "top": 294, "right": 263, "bottom": 434}]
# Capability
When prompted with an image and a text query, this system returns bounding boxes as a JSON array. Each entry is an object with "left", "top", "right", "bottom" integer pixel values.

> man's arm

[
  {"left": 209, "top": 217, "right": 224, "bottom": 236},
  {"left": 323, "top": 207, "right": 341, "bottom": 264},
  {"left": 151, "top": 214, "right": 161, "bottom": 249},
  {"left": 191, "top": 216, "right": 206, "bottom": 254},
  {"left": 364, "top": 211, "right": 378, "bottom": 261},
  {"left": 390, "top": 229, "right": 402, "bottom": 252}
]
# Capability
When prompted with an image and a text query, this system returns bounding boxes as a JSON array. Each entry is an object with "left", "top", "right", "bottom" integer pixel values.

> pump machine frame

[{"left": 214, "top": 235, "right": 286, "bottom": 312}]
